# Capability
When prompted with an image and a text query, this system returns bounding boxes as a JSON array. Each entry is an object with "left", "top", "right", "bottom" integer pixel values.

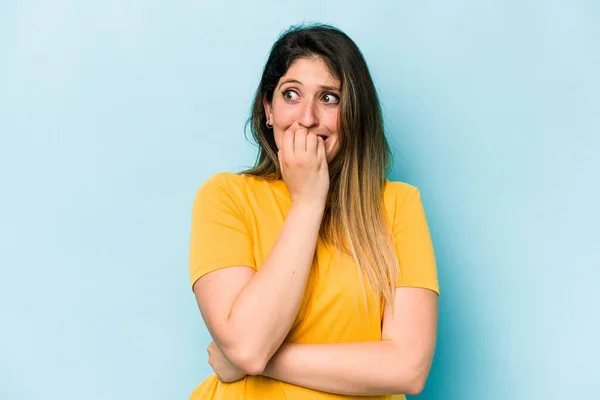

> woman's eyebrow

[
  {"left": 278, "top": 79, "right": 340, "bottom": 91},
  {"left": 278, "top": 79, "right": 302, "bottom": 89}
]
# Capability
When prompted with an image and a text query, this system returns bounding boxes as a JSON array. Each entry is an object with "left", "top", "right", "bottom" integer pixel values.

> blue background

[{"left": 1, "top": 1, "right": 598, "bottom": 399}]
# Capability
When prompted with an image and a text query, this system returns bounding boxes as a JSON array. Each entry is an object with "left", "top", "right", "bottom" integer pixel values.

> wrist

[{"left": 290, "top": 198, "right": 326, "bottom": 213}]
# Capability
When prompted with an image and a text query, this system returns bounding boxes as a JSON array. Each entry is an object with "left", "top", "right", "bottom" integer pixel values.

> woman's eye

[
  {"left": 282, "top": 90, "right": 339, "bottom": 104},
  {"left": 323, "top": 93, "right": 340, "bottom": 104},
  {"left": 282, "top": 90, "right": 299, "bottom": 101}
]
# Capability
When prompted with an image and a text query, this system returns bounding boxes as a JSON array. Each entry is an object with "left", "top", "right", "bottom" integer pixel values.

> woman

[{"left": 188, "top": 23, "right": 439, "bottom": 399}]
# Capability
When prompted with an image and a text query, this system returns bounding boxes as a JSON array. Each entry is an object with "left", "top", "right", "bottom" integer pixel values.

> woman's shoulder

[
  {"left": 193, "top": 172, "right": 243, "bottom": 202},
  {"left": 199, "top": 171, "right": 253, "bottom": 190},
  {"left": 196, "top": 172, "right": 274, "bottom": 201},
  {"left": 193, "top": 172, "right": 282, "bottom": 215},
  {"left": 384, "top": 179, "right": 421, "bottom": 202},
  {"left": 383, "top": 179, "right": 428, "bottom": 220}
]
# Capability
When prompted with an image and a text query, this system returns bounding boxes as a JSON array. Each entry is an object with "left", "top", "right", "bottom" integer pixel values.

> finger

[
  {"left": 306, "top": 133, "right": 318, "bottom": 157},
  {"left": 282, "top": 129, "right": 294, "bottom": 159},
  {"left": 294, "top": 127, "right": 308, "bottom": 153},
  {"left": 317, "top": 136, "right": 326, "bottom": 164},
  {"left": 283, "top": 122, "right": 299, "bottom": 154}
]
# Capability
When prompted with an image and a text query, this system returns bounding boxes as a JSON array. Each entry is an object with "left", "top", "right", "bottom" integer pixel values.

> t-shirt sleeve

[
  {"left": 392, "top": 185, "right": 440, "bottom": 295},
  {"left": 188, "top": 173, "right": 256, "bottom": 289}
]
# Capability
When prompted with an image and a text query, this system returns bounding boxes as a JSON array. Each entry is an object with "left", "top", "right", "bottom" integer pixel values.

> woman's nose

[{"left": 298, "top": 101, "right": 319, "bottom": 128}]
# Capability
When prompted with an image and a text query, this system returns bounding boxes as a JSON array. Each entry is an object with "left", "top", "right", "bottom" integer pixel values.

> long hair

[{"left": 241, "top": 23, "right": 399, "bottom": 306}]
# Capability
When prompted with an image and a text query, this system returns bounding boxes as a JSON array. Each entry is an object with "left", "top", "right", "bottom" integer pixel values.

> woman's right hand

[{"left": 277, "top": 123, "right": 330, "bottom": 206}]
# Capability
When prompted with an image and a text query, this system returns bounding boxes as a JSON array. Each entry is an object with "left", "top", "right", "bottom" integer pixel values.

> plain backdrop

[{"left": 1, "top": 1, "right": 598, "bottom": 399}]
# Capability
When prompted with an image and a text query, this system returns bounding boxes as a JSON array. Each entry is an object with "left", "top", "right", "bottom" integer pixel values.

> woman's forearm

[
  {"left": 223, "top": 201, "right": 324, "bottom": 374},
  {"left": 262, "top": 341, "right": 426, "bottom": 396}
]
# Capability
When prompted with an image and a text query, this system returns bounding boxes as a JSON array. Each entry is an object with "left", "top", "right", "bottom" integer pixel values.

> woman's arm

[
  {"left": 194, "top": 200, "right": 324, "bottom": 375},
  {"left": 262, "top": 287, "right": 438, "bottom": 396},
  {"left": 193, "top": 128, "right": 329, "bottom": 376}
]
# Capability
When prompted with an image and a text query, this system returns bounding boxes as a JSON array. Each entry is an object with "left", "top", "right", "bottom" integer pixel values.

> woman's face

[{"left": 264, "top": 56, "right": 341, "bottom": 163}]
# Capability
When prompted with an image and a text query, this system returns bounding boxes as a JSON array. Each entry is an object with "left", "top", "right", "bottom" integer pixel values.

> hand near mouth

[{"left": 278, "top": 124, "right": 330, "bottom": 206}]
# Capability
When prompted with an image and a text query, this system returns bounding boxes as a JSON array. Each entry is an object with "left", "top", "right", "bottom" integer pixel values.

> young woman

[{"left": 188, "top": 23, "right": 439, "bottom": 399}]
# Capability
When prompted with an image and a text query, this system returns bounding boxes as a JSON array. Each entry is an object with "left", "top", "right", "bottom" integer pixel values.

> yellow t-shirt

[{"left": 188, "top": 172, "right": 439, "bottom": 400}]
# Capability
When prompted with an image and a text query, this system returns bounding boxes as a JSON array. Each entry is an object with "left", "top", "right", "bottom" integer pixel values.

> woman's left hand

[{"left": 207, "top": 341, "right": 247, "bottom": 383}]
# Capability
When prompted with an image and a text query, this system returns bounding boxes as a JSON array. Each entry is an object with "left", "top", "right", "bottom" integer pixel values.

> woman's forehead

[{"left": 280, "top": 57, "right": 340, "bottom": 87}]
